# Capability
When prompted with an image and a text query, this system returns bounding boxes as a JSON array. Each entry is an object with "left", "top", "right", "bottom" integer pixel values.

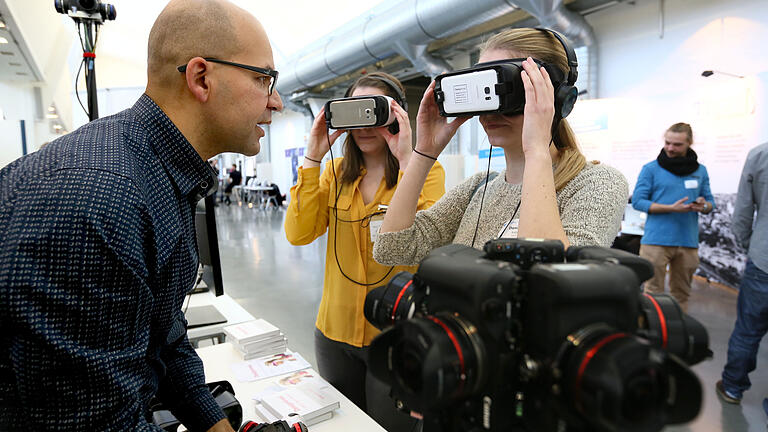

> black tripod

[
  {"left": 75, "top": 20, "right": 101, "bottom": 121},
  {"left": 55, "top": 0, "right": 116, "bottom": 122}
]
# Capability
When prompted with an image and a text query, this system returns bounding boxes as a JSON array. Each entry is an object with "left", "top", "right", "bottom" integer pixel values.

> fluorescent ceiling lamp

[
  {"left": 46, "top": 114, "right": 59, "bottom": 119},
  {"left": 0, "top": 20, "right": 6, "bottom": 28},
  {"left": 0, "top": 37, "right": 8, "bottom": 44}
]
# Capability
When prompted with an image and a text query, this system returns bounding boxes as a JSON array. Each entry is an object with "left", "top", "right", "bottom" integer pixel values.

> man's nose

[{"left": 270, "top": 90, "right": 284, "bottom": 113}]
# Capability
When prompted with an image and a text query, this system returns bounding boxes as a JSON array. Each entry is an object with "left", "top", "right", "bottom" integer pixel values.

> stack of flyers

[
  {"left": 223, "top": 319, "right": 287, "bottom": 360},
  {"left": 254, "top": 381, "right": 340, "bottom": 426}
]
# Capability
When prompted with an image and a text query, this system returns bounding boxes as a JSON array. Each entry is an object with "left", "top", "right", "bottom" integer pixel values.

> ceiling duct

[
  {"left": 277, "top": 0, "right": 518, "bottom": 98},
  {"left": 512, "top": 0, "right": 599, "bottom": 97}
]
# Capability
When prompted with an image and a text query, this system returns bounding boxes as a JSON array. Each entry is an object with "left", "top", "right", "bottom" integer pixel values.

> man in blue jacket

[{"left": 632, "top": 123, "right": 714, "bottom": 312}]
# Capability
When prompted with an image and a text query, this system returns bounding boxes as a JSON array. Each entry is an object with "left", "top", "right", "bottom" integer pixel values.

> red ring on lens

[
  {"left": 427, "top": 316, "right": 466, "bottom": 394},
  {"left": 643, "top": 293, "right": 668, "bottom": 349},
  {"left": 391, "top": 280, "right": 413, "bottom": 323},
  {"left": 574, "top": 333, "right": 628, "bottom": 408}
]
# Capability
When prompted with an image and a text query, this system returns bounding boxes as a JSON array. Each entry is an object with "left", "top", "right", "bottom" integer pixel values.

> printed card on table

[{"left": 230, "top": 350, "right": 311, "bottom": 382}]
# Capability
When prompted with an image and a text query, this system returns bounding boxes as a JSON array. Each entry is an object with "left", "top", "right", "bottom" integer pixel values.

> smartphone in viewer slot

[
  {"left": 325, "top": 95, "right": 395, "bottom": 129},
  {"left": 438, "top": 70, "right": 501, "bottom": 115}
]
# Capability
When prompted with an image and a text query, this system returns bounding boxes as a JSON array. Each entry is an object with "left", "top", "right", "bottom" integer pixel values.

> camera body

[
  {"left": 325, "top": 95, "right": 398, "bottom": 133},
  {"left": 365, "top": 239, "right": 709, "bottom": 432},
  {"left": 54, "top": 0, "right": 116, "bottom": 22}
]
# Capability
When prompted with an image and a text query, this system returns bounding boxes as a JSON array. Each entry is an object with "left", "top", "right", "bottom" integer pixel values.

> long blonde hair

[{"left": 481, "top": 28, "right": 588, "bottom": 191}]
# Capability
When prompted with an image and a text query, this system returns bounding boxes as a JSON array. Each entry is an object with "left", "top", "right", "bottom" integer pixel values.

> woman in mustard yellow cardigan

[{"left": 284, "top": 72, "right": 444, "bottom": 431}]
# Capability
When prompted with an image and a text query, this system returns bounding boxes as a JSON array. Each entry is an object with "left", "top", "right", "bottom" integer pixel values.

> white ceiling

[
  {"left": 95, "top": 0, "right": 386, "bottom": 76},
  {"left": 0, "top": 11, "right": 37, "bottom": 82}
]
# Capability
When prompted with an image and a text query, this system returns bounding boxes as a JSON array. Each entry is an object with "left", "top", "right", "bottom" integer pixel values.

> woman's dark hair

[{"left": 339, "top": 72, "right": 405, "bottom": 189}]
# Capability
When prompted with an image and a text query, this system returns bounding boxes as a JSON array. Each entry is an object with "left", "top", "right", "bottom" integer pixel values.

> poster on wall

[
  {"left": 567, "top": 75, "right": 763, "bottom": 288},
  {"left": 285, "top": 147, "right": 306, "bottom": 185}
]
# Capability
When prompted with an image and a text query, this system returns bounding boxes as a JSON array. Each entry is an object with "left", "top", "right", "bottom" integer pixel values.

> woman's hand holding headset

[
  {"left": 413, "top": 81, "right": 470, "bottom": 160},
  {"left": 376, "top": 100, "right": 414, "bottom": 169},
  {"left": 304, "top": 107, "right": 345, "bottom": 167},
  {"left": 520, "top": 57, "right": 556, "bottom": 159}
]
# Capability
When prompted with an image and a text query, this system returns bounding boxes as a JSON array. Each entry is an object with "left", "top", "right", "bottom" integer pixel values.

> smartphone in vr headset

[
  {"left": 325, "top": 95, "right": 397, "bottom": 132},
  {"left": 434, "top": 59, "right": 552, "bottom": 117}
]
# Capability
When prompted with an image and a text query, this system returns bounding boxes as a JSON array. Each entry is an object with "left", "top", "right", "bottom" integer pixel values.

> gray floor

[{"left": 212, "top": 204, "right": 768, "bottom": 431}]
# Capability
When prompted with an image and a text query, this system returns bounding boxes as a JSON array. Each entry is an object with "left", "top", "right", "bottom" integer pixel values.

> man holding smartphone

[
  {"left": 632, "top": 123, "right": 714, "bottom": 312},
  {"left": 0, "top": 1, "right": 282, "bottom": 430}
]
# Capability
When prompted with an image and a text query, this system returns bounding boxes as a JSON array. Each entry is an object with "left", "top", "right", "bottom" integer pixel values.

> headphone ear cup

[{"left": 555, "top": 85, "right": 578, "bottom": 119}]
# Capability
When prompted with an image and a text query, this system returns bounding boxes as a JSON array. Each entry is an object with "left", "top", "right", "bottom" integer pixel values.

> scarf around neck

[{"left": 657, "top": 148, "right": 699, "bottom": 176}]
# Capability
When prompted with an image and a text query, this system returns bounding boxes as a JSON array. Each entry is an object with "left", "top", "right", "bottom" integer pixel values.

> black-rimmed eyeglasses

[{"left": 177, "top": 58, "right": 279, "bottom": 95}]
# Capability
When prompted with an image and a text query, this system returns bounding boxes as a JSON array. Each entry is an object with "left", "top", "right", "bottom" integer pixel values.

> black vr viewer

[{"left": 433, "top": 28, "right": 579, "bottom": 121}]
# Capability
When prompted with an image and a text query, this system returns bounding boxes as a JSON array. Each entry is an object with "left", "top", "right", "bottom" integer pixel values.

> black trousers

[{"left": 314, "top": 328, "right": 420, "bottom": 432}]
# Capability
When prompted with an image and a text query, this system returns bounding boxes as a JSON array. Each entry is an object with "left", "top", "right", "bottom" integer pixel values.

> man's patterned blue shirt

[{"left": 0, "top": 94, "right": 225, "bottom": 431}]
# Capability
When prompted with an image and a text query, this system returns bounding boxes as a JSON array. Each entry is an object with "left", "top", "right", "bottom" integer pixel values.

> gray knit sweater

[{"left": 373, "top": 162, "right": 629, "bottom": 266}]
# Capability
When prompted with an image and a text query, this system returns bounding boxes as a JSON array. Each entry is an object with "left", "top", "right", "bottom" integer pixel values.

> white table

[
  {"left": 196, "top": 343, "right": 387, "bottom": 432},
  {"left": 186, "top": 292, "right": 255, "bottom": 346},
  {"left": 242, "top": 185, "right": 275, "bottom": 209}
]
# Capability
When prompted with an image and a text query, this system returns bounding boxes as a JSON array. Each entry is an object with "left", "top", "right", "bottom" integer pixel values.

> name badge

[
  {"left": 684, "top": 179, "right": 699, "bottom": 189},
  {"left": 497, "top": 219, "right": 519, "bottom": 239},
  {"left": 369, "top": 215, "right": 384, "bottom": 243}
]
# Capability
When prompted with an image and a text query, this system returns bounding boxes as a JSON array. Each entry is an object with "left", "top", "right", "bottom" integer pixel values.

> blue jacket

[{"left": 632, "top": 160, "right": 715, "bottom": 248}]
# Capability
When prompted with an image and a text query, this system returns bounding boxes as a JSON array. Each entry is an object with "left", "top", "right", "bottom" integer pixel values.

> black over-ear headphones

[
  {"left": 536, "top": 27, "right": 579, "bottom": 122},
  {"left": 345, "top": 74, "right": 408, "bottom": 134}
]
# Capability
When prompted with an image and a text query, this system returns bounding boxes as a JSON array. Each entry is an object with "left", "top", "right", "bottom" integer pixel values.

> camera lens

[
  {"left": 54, "top": 0, "right": 66, "bottom": 14},
  {"left": 560, "top": 325, "right": 669, "bottom": 432},
  {"left": 364, "top": 272, "right": 420, "bottom": 330},
  {"left": 371, "top": 314, "right": 485, "bottom": 412},
  {"left": 484, "top": 87, "right": 491, "bottom": 94},
  {"left": 76, "top": 0, "right": 98, "bottom": 12},
  {"left": 638, "top": 293, "right": 711, "bottom": 365},
  {"left": 100, "top": 3, "right": 117, "bottom": 20}
]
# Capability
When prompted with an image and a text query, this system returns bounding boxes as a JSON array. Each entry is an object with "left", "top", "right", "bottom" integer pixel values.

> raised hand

[
  {"left": 306, "top": 107, "right": 344, "bottom": 164},
  {"left": 376, "top": 100, "right": 413, "bottom": 168},
  {"left": 414, "top": 81, "right": 470, "bottom": 159},
  {"left": 520, "top": 57, "right": 556, "bottom": 158}
]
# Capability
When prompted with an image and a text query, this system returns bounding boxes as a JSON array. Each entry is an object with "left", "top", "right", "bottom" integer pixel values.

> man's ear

[{"left": 184, "top": 57, "right": 211, "bottom": 103}]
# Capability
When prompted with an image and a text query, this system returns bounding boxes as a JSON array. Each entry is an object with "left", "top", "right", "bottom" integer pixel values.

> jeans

[{"left": 721, "top": 260, "right": 768, "bottom": 398}]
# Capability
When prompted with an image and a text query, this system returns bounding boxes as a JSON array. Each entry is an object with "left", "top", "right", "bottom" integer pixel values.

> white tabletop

[
  {"left": 196, "top": 343, "right": 387, "bottom": 432},
  {"left": 186, "top": 292, "right": 255, "bottom": 343}
]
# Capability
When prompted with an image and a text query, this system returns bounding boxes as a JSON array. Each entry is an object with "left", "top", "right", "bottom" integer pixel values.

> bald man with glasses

[{"left": 0, "top": 1, "right": 282, "bottom": 431}]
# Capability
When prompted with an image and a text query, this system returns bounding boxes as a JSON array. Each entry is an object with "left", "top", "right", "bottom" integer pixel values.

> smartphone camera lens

[{"left": 484, "top": 87, "right": 491, "bottom": 94}]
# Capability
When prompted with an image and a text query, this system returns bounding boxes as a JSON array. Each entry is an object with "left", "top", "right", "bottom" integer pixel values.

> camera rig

[{"left": 365, "top": 239, "right": 712, "bottom": 432}]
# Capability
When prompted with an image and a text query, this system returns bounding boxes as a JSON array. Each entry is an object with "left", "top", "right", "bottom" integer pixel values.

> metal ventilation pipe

[
  {"left": 277, "top": 0, "right": 517, "bottom": 97},
  {"left": 512, "top": 0, "right": 599, "bottom": 98}
]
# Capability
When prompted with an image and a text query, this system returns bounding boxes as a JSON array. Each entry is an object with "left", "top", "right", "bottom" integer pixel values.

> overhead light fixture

[
  {"left": 0, "top": 37, "right": 8, "bottom": 44},
  {"left": 701, "top": 70, "right": 744, "bottom": 79},
  {"left": 46, "top": 113, "right": 59, "bottom": 119},
  {"left": 54, "top": 124, "right": 62, "bottom": 130},
  {"left": 0, "top": 18, "right": 6, "bottom": 28},
  {"left": 48, "top": 106, "right": 56, "bottom": 112}
]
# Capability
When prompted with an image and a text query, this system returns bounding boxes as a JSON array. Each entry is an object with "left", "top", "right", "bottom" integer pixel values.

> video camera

[
  {"left": 54, "top": 0, "right": 116, "bottom": 23},
  {"left": 364, "top": 239, "right": 711, "bottom": 432}
]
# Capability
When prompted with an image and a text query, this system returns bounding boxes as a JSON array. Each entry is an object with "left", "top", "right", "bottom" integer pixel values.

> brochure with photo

[{"left": 230, "top": 351, "right": 311, "bottom": 382}]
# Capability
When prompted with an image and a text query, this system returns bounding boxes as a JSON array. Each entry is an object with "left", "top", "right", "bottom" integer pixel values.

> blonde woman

[{"left": 373, "top": 28, "right": 628, "bottom": 267}]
